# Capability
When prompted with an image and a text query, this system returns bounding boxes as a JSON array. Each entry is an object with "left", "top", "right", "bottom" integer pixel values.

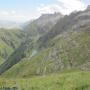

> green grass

[{"left": 0, "top": 71, "right": 90, "bottom": 90}]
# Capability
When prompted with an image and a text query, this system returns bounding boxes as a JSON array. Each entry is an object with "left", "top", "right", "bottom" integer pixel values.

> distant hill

[{"left": 0, "top": 28, "right": 25, "bottom": 64}]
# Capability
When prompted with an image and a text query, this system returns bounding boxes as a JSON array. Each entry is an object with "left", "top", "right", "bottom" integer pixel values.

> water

[{"left": 31, "top": 50, "right": 38, "bottom": 57}]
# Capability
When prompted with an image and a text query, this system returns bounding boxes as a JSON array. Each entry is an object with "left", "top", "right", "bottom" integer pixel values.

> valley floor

[{"left": 0, "top": 71, "right": 90, "bottom": 90}]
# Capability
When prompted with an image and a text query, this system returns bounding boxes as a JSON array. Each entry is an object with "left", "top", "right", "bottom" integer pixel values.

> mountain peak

[{"left": 39, "top": 12, "right": 63, "bottom": 20}]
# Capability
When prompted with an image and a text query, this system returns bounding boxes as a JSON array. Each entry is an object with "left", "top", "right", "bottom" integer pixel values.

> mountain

[
  {"left": 24, "top": 13, "right": 63, "bottom": 38},
  {"left": 0, "top": 7, "right": 90, "bottom": 77},
  {"left": 38, "top": 8, "right": 90, "bottom": 48},
  {"left": 0, "top": 28, "right": 25, "bottom": 64},
  {"left": 0, "top": 13, "right": 63, "bottom": 75},
  {"left": 0, "top": 5, "right": 89, "bottom": 90}
]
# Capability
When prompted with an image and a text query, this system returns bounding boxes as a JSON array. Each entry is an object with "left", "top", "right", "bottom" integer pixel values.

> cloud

[
  {"left": 0, "top": 0, "right": 87, "bottom": 22},
  {"left": 11, "top": 11, "right": 16, "bottom": 14},
  {"left": 37, "top": 4, "right": 63, "bottom": 14},
  {"left": 0, "top": 10, "right": 30, "bottom": 22},
  {"left": 2, "top": 11, "right": 9, "bottom": 15},
  {"left": 57, "top": 0, "right": 87, "bottom": 14},
  {"left": 37, "top": 0, "right": 87, "bottom": 15}
]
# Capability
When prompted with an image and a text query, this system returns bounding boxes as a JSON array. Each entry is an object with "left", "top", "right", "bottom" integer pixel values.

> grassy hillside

[
  {"left": 0, "top": 28, "right": 25, "bottom": 64},
  {"left": 0, "top": 71, "right": 90, "bottom": 90},
  {"left": 2, "top": 29, "right": 90, "bottom": 78}
]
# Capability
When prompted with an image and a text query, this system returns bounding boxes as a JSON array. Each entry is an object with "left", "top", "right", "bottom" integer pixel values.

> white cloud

[
  {"left": 37, "top": 0, "right": 87, "bottom": 15},
  {"left": 57, "top": 0, "right": 87, "bottom": 14},
  {"left": 37, "top": 4, "right": 63, "bottom": 14},
  {"left": 0, "top": 10, "right": 31, "bottom": 22},
  {"left": 2, "top": 11, "right": 9, "bottom": 15},
  {"left": 11, "top": 11, "right": 16, "bottom": 14},
  {"left": 0, "top": 0, "right": 87, "bottom": 22}
]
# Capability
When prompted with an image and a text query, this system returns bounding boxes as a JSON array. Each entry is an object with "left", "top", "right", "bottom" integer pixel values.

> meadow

[{"left": 0, "top": 71, "right": 90, "bottom": 90}]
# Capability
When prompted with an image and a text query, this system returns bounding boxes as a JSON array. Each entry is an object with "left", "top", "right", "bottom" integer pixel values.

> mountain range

[
  {"left": 0, "top": 4, "right": 89, "bottom": 90},
  {"left": 0, "top": 6, "right": 89, "bottom": 78}
]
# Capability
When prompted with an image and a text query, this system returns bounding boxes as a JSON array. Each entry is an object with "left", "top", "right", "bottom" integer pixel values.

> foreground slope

[{"left": 0, "top": 71, "right": 90, "bottom": 90}]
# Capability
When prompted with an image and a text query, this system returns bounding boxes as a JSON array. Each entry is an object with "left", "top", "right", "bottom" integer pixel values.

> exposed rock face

[
  {"left": 87, "top": 5, "right": 90, "bottom": 10},
  {"left": 24, "top": 13, "right": 63, "bottom": 37},
  {"left": 38, "top": 7, "right": 90, "bottom": 48}
]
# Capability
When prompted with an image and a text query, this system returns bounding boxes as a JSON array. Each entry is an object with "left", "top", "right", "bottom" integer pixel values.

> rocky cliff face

[{"left": 24, "top": 13, "right": 63, "bottom": 37}]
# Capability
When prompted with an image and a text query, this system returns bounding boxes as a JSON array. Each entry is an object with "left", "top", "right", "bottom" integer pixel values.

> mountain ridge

[{"left": 0, "top": 7, "right": 90, "bottom": 77}]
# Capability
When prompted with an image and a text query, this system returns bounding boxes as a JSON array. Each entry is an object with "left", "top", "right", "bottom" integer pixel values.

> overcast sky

[{"left": 0, "top": 0, "right": 89, "bottom": 22}]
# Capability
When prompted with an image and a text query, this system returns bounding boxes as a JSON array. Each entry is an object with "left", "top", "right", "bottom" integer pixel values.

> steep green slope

[
  {"left": 0, "top": 37, "right": 34, "bottom": 74},
  {"left": 0, "top": 71, "right": 90, "bottom": 90},
  {"left": 2, "top": 29, "right": 90, "bottom": 78},
  {"left": 0, "top": 28, "right": 25, "bottom": 64}
]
